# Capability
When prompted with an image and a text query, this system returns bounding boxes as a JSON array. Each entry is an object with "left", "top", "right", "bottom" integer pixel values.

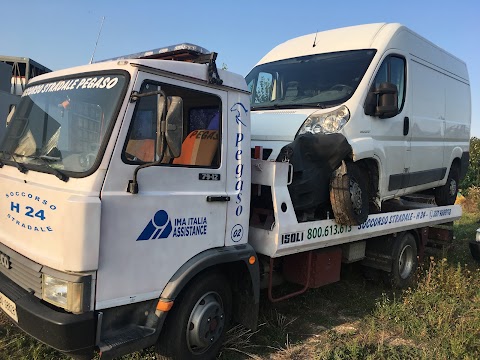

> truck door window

[
  {"left": 373, "top": 55, "right": 406, "bottom": 112},
  {"left": 124, "top": 81, "right": 221, "bottom": 168}
]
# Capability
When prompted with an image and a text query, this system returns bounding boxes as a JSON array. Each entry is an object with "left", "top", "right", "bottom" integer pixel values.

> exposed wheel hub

[
  {"left": 398, "top": 245, "right": 414, "bottom": 279},
  {"left": 448, "top": 179, "right": 457, "bottom": 197},
  {"left": 186, "top": 291, "right": 225, "bottom": 354},
  {"left": 349, "top": 178, "right": 363, "bottom": 214}
]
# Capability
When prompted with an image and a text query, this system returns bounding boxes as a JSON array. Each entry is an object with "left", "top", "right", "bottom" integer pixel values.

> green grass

[{"left": 1, "top": 208, "right": 479, "bottom": 359}]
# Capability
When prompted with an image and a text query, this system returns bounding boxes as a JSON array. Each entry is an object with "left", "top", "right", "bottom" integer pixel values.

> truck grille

[{"left": 0, "top": 243, "right": 42, "bottom": 298}]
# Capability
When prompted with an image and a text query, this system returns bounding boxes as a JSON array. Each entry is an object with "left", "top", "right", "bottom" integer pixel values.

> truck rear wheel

[
  {"left": 330, "top": 162, "right": 369, "bottom": 225},
  {"left": 386, "top": 232, "right": 418, "bottom": 288},
  {"left": 435, "top": 165, "right": 459, "bottom": 206},
  {"left": 156, "top": 272, "right": 231, "bottom": 360}
]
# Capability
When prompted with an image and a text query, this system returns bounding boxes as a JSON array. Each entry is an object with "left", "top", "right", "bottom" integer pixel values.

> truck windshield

[
  {"left": 0, "top": 72, "right": 127, "bottom": 176},
  {"left": 245, "top": 50, "right": 376, "bottom": 110}
]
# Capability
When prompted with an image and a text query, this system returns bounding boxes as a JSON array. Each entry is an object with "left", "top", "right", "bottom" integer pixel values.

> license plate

[{"left": 0, "top": 291, "right": 18, "bottom": 322}]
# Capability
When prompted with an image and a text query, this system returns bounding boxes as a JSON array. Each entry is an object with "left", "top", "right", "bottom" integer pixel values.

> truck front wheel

[
  {"left": 330, "top": 162, "right": 369, "bottom": 225},
  {"left": 156, "top": 272, "right": 232, "bottom": 360}
]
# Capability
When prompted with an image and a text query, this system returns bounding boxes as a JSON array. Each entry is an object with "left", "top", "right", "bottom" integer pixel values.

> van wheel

[
  {"left": 330, "top": 162, "right": 369, "bottom": 225},
  {"left": 435, "top": 165, "right": 459, "bottom": 206},
  {"left": 385, "top": 233, "right": 418, "bottom": 288},
  {"left": 156, "top": 272, "right": 231, "bottom": 360}
]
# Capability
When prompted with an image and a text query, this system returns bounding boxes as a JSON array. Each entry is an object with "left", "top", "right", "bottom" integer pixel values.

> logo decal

[
  {"left": 4, "top": 191, "right": 57, "bottom": 232},
  {"left": 137, "top": 210, "right": 172, "bottom": 240},
  {"left": 230, "top": 224, "right": 243, "bottom": 242},
  {"left": 137, "top": 210, "right": 208, "bottom": 241},
  {"left": 230, "top": 102, "right": 248, "bottom": 127}
]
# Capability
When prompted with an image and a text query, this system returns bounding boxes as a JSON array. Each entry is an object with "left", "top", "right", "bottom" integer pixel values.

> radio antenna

[
  {"left": 89, "top": 16, "right": 105, "bottom": 64},
  {"left": 312, "top": 30, "right": 318, "bottom": 47}
]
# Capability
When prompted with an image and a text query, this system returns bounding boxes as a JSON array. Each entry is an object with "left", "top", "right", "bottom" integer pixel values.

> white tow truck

[{"left": 0, "top": 44, "right": 461, "bottom": 360}]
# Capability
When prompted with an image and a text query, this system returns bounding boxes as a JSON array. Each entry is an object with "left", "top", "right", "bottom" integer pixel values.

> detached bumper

[
  {"left": 469, "top": 241, "right": 480, "bottom": 263},
  {"left": 0, "top": 272, "right": 95, "bottom": 357}
]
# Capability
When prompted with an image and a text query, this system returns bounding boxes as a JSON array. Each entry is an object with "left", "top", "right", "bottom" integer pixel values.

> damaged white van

[{"left": 246, "top": 23, "right": 471, "bottom": 225}]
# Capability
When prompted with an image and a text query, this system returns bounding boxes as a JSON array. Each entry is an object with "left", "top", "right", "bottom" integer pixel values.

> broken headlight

[{"left": 297, "top": 105, "right": 350, "bottom": 135}]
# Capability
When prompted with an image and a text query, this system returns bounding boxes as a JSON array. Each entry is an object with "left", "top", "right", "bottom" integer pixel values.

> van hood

[
  {"left": 0, "top": 173, "right": 101, "bottom": 272},
  {"left": 251, "top": 109, "right": 317, "bottom": 141}
]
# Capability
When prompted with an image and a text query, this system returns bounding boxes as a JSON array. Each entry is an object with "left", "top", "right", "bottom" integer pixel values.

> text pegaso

[{"left": 229, "top": 103, "right": 248, "bottom": 243}]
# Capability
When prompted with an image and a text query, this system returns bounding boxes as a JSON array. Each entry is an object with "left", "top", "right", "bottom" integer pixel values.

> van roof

[
  {"left": 256, "top": 23, "right": 390, "bottom": 64},
  {"left": 255, "top": 23, "right": 468, "bottom": 82}
]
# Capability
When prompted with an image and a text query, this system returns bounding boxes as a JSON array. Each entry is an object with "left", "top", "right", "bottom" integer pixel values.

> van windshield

[
  {"left": 245, "top": 50, "right": 376, "bottom": 110},
  {"left": 0, "top": 72, "right": 127, "bottom": 176}
]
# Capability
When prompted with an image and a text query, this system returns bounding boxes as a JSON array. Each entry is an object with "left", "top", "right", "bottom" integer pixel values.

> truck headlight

[
  {"left": 297, "top": 105, "right": 350, "bottom": 135},
  {"left": 42, "top": 274, "right": 90, "bottom": 313}
]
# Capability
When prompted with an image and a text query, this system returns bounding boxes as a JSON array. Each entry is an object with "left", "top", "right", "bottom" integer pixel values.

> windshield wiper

[
  {"left": 31, "top": 155, "right": 69, "bottom": 182},
  {"left": 0, "top": 151, "right": 68, "bottom": 181},
  {"left": 0, "top": 151, "right": 28, "bottom": 173},
  {"left": 252, "top": 103, "right": 328, "bottom": 111}
]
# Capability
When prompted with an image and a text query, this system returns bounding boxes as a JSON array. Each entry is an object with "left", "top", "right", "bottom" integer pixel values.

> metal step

[{"left": 98, "top": 325, "right": 157, "bottom": 360}]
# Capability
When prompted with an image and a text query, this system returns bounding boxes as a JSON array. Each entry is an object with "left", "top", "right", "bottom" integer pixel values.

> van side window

[
  {"left": 373, "top": 56, "right": 406, "bottom": 111},
  {"left": 123, "top": 81, "right": 221, "bottom": 168}
]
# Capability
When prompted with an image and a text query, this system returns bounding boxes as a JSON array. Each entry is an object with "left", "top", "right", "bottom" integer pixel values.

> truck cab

[{"left": 0, "top": 45, "right": 258, "bottom": 359}]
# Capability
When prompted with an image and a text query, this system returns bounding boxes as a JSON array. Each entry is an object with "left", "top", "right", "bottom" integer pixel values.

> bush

[
  {"left": 460, "top": 137, "right": 480, "bottom": 190},
  {"left": 462, "top": 186, "right": 480, "bottom": 213}
]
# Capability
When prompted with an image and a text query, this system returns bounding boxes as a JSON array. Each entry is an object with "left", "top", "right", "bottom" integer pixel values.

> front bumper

[{"left": 0, "top": 272, "right": 95, "bottom": 357}]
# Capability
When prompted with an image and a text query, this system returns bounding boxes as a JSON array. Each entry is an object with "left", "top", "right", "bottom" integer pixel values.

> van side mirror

[
  {"left": 364, "top": 82, "right": 398, "bottom": 118},
  {"left": 164, "top": 96, "right": 183, "bottom": 158}
]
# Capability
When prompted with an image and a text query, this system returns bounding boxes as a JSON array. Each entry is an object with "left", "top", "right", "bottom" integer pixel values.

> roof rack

[{"left": 98, "top": 43, "right": 223, "bottom": 85}]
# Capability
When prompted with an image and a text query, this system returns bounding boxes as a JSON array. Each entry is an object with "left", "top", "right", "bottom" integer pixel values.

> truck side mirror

[
  {"left": 364, "top": 82, "right": 398, "bottom": 118},
  {"left": 164, "top": 96, "right": 184, "bottom": 158}
]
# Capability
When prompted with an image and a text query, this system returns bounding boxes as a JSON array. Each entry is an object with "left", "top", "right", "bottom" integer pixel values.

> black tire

[
  {"left": 386, "top": 233, "right": 418, "bottom": 288},
  {"left": 435, "top": 165, "right": 459, "bottom": 206},
  {"left": 156, "top": 272, "right": 232, "bottom": 360},
  {"left": 469, "top": 241, "right": 480, "bottom": 263},
  {"left": 330, "top": 162, "right": 369, "bottom": 225}
]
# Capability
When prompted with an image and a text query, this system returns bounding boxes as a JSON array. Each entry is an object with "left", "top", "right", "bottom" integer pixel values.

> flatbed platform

[{"left": 249, "top": 160, "right": 462, "bottom": 258}]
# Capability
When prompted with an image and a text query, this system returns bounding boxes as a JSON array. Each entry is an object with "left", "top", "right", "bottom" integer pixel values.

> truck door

[
  {"left": 369, "top": 54, "right": 409, "bottom": 197},
  {"left": 96, "top": 72, "right": 228, "bottom": 309}
]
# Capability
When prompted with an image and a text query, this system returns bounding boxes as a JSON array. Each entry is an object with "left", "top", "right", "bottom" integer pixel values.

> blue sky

[{"left": 1, "top": 0, "right": 478, "bottom": 136}]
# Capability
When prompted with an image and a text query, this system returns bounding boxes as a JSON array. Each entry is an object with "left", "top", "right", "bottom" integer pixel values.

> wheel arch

[
  {"left": 354, "top": 157, "right": 380, "bottom": 201},
  {"left": 445, "top": 147, "right": 463, "bottom": 182},
  {"left": 407, "top": 228, "right": 422, "bottom": 255},
  {"left": 159, "top": 245, "right": 260, "bottom": 331}
]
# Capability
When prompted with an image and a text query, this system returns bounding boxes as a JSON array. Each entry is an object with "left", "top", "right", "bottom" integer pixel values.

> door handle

[
  {"left": 403, "top": 117, "right": 409, "bottom": 136},
  {"left": 206, "top": 195, "right": 230, "bottom": 202}
]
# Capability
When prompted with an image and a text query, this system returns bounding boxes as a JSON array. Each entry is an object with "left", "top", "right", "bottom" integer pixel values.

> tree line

[{"left": 460, "top": 137, "right": 480, "bottom": 191}]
